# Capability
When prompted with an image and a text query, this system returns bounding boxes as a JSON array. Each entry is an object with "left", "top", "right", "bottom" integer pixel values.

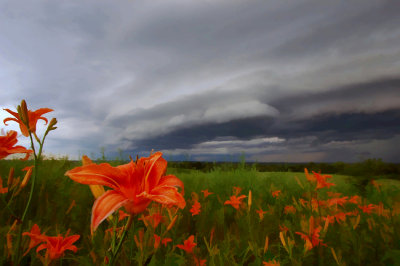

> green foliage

[{"left": 1, "top": 159, "right": 400, "bottom": 265}]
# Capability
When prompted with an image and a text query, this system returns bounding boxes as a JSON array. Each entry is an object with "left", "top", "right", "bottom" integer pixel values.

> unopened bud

[
  {"left": 166, "top": 215, "right": 178, "bottom": 232},
  {"left": 263, "top": 236, "right": 269, "bottom": 254},
  {"left": 7, "top": 168, "right": 14, "bottom": 187},
  {"left": 248, "top": 190, "right": 252, "bottom": 211},
  {"left": 19, "top": 100, "right": 30, "bottom": 128},
  {"left": 47, "top": 118, "right": 57, "bottom": 131},
  {"left": 6, "top": 234, "right": 13, "bottom": 254},
  {"left": 20, "top": 166, "right": 34, "bottom": 188}
]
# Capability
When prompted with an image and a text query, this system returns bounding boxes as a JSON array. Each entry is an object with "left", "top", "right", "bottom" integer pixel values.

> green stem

[
  {"left": 129, "top": 229, "right": 135, "bottom": 265},
  {"left": 0, "top": 193, "right": 16, "bottom": 217},
  {"left": 109, "top": 215, "right": 134, "bottom": 266},
  {"left": 13, "top": 132, "right": 40, "bottom": 263}
]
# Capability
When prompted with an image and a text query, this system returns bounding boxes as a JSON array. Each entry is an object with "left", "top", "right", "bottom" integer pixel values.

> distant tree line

[{"left": 168, "top": 158, "right": 400, "bottom": 180}]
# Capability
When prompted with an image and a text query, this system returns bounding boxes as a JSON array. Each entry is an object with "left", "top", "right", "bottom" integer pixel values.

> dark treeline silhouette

[{"left": 168, "top": 158, "right": 400, "bottom": 180}]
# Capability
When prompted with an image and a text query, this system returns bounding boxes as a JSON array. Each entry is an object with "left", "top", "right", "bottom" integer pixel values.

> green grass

[{"left": 1, "top": 159, "right": 400, "bottom": 265}]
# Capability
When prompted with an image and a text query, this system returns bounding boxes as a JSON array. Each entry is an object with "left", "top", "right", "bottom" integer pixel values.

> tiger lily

[
  {"left": 65, "top": 152, "right": 185, "bottom": 233},
  {"left": 0, "top": 130, "right": 32, "bottom": 160},
  {"left": 224, "top": 195, "right": 247, "bottom": 210},
  {"left": 22, "top": 224, "right": 46, "bottom": 256},
  {"left": 190, "top": 200, "right": 201, "bottom": 216},
  {"left": 201, "top": 189, "right": 213, "bottom": 198},
  {"left": 37, "top": 234, "right": 80, "bottom": 260},
  {"left": 295, "top": 217, "right": 326, "bottom": 251},
  {"left": 3, "top": 106, "right": 53, "bottom": 137},
  {"left": 176, "top": 235, "right": 196, "bottom": 253}
]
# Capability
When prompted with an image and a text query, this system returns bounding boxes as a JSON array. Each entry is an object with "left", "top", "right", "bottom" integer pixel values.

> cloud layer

[{"left": 1, "top": 0, "right": 399, "bottom": 162}]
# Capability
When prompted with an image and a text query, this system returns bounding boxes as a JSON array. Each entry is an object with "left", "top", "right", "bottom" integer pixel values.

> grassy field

[{"left": 1, "top": 158, "right": 400, "bottom": 265}]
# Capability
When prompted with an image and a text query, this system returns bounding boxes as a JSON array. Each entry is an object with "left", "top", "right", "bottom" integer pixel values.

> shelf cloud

[{"left": 1, "top": 0, "right": 399, "bottom": 162}]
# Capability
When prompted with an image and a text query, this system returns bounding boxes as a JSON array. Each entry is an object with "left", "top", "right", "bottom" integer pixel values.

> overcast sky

[{"left": 1, "top": 0, "right": 399, "bottom": 162}]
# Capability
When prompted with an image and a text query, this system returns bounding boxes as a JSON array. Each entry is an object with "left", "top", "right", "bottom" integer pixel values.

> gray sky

[{"left": 1, "top": 0, "right": 400, "bottom": 162}]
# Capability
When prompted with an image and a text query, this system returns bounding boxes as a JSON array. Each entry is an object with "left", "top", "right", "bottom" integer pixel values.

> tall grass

[{"left": 2, "top": 158, "right": 399, "bottom": 265}]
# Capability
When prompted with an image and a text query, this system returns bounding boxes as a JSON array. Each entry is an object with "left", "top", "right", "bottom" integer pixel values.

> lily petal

[
  {"left": 62, "top": 235, "right": 80, "bottom": 251},
  {"left": 158, "top": 175, "right": 184, "bottom": 194},
  {"left": 139, "top": 186, "right": 186, "bottom": 209},
  {"left": 145, "top": 152, "right": 167, "bottom": 191},
  {"left": 65, "top": 163, "right": 124, "bottom": 190},
  {"left": 91, "top": 190, "right": 129, "bottom": 233}
]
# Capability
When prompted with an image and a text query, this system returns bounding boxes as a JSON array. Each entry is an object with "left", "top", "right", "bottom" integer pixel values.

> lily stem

[
  {"left": 109, "top": 214, "right": 134, "bottom": 266},
  {"left": 13, "top": 131, "right": 45, "bottom": 263},
  {"left": 0, "top": 193, "right": 15, "bottom": 217}
]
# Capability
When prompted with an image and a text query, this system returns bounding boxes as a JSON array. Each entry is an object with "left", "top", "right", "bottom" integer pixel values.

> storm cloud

[{"left": 1, "top": 0, "right": 399, "bottom": 162}]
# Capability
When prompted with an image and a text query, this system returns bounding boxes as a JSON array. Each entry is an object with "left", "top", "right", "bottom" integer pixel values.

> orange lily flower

[
  {"left": 161, "top": 238, "right": 172, "bottom": 247},
  {"left": 271, "top": 190, "right": 281, "bottom": 198},
  {"left": 118, "top": 209, "right": 129, "bottom": 222},
  {"left": 3, "top": 107, "right": 53, "bottom": 137},
  {"left": 232, "top": 186, "right": 242, "bottom": 195},
  {"left": 313, "top": 171, "right": 335, "bottom": 189},
  {"left": 311, "top": 198, "right": 326, "bottom": 212},
  {"left": 154, "top": 234, "right": 172, "bottom": 249},
  {"left": 279, "top": 224, "right": 289, "bottom": 233},
  {"left": 176, "top": 235, "right": 196, "bottom": 253},
  {"left": 299, "top": 198, "right": 308, "bottom": 207},
  {"left": 154, "top": 234, "right": 161, "bottom": 249},
  {"left": 256, "top": 208, "right": 267, "bottom": 220},
  {"left": 190, "top": 200, "right": 201, "bottom": 216},
  {"left": 201, "top": 189, "right": 213, "bottom": 198},
  {"left": 284, "top": 205, "right": 296, "bottom": 214},
  {"left": 105, "top": 226, "right": 124, "bottom": 237},
  {"left": 327, "top": 196, "right": 348, "bottom": 207},
  {"left": 334, "top": 212, "right": 350, "bottom": 224},
  {"left": 348, "top": 195, "right": 361, "bottom": 204},
  {"left": 358, "top": 204, "right": 377, "bottom": 214},
  {"left": 36, "top": 233, "right": 80, "bottom": 260},
  {"left": 139, "top": 212, "right": 164, "bottom": 228},
  {"left": 65, "top": 152, "right": 185, "bottom": 233},
  {"left": 295, "top": 217, "right": 325, "bottom": 251},
  {"left": 194, "top": 256, "right": 207, "bottom": 266},
  {"left": 304, "top": 168, "right": 316, "bottom": 182},
  {"left": 323, "top": 215, "right": 335, "bottom": 225},
  {"left": 23, "top": 224, "right": 46, "bottom": 256},
  {"left": 0, "top": 130, "right": 32, "bottom": 160},
  {"left": 224, "top": 195, "right": 247, "bottom": 210}
]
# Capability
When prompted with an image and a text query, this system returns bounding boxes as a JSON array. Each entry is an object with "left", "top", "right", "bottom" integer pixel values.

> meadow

[
  {"left": 1, "top": 158, "right": 400, "bottom": 265},
  {"left": 1, "top": 101, "right": 400, "bottom": 265}
]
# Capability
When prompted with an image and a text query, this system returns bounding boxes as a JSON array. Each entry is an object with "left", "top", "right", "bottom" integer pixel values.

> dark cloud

[{"left": 120, "top": 76, "right": 400, "bottom": 162}]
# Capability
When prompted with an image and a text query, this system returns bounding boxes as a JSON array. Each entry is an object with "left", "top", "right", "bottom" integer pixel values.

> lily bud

[
  {"left": 166, "top": 215, "right": 178, "bottom": 232},
  {"left": 248, "top": 190, "right": 252, "bottom": 211},
  {"left": 7, "top": 168, "right": 14, "bottom": 187},
  {"left": 47, "top": 117, "right": 58, "bottom": 131},
  {"left": 19, "top": 100, "right": 30, "bottom": 129},
  {"left": 263, "top": 235, "right": 269, "bottom": 254},
  {"left": 20, "top": 166, "right": 34, "bottom": 188}
]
